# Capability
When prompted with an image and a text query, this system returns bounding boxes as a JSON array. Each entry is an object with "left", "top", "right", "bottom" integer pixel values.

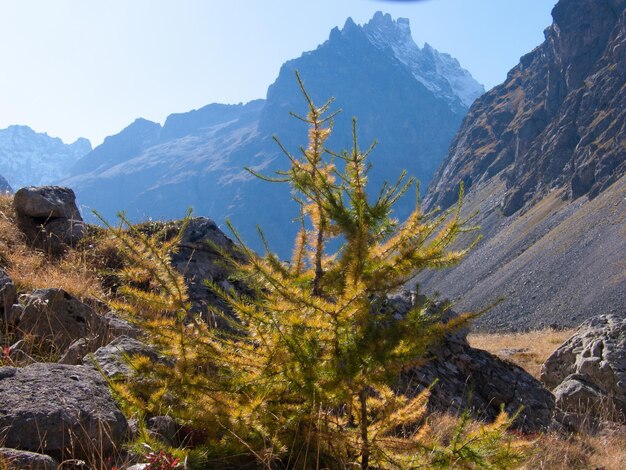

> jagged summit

[
  {"left": 360, "top": 11, "right": 485, "bottom": 108},
  {"left": 419, "top": 0, "right": 626, "bottom": 331},
  {"left": 324, "top": 12, "right": 484, "bottom": 110}
]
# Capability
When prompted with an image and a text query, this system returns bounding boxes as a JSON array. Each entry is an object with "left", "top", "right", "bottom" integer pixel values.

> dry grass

[
  {"left": 0, "top": 193, "right": 104, "bottom": 301},
  {"left": 467, "top": 328, "right": 575, "bottom": 379},
  {"left": 519, "top": 430, "right": 626, "bottom": 470}
]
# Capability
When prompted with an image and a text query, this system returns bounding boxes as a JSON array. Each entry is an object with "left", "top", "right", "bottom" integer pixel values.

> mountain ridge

[
  {"left": 61, "top": 11, "right": 482, "bottom": 256},
  {"left": 0, "top": 125, "right": 91, "bottom": 189}
]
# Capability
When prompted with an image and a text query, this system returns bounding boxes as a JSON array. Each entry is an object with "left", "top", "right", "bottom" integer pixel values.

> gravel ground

[{"left": 417, "top": 174, "right": 626, "bottom": 333}]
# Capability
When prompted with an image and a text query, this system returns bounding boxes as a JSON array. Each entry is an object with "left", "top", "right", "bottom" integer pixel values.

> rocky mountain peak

[
  {"left": 71, "top": 118, "right": 161, "bottom": 175},
  {"left": 364, "top": 11, "right": 413, "bottom": 45},
  {"left": 0, "top": 125, "right": 91, "bottom": 189},
  {"left": 61, "top": 11, "right": 482, "bottom": 257},
  {"left": 361, "top": 12, "right": 484, "bottom": 108}
]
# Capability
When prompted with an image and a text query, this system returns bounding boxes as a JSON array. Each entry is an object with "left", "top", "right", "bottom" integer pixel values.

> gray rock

[
  {"left": 0, "top": 448, "right": 58, "bottom": 470},
  {"left": 58, "top": 337, "right": 95, "bottom": 365},
  {"left": 10, "top": 288, "right": 107, "bottom": 357},
  {"left": 0, "top": 363, "right": 128, "bottom": 460},
  {"left": 85, "top": 335, "right": 168, "bottom": 379},
  {"left": 147, "top": 415, "right": 180, "bottom": 447},
  {"left": 404, "top": 335, "right": 555, "bottom": 433},
  {"left": 0, "top": 268, "right": 16, "bottom": 314},
  {"left": 395, "top": 295, "right": 555, "bottom": 432},
  {"left": 103, "top": 310, "right": 143, "bottom": 339},
  {"left": 552, "top": 374, "right": 606, "bottom": 412},
  {"left": 13, "top": 186, "right": 80, "bottom": 219},
  {"left": 42, "top": 216, "right": 85, "bottom": 244},
  {"left": 58, "top": 312, "right": 143, "bottom": 366},
  {"left": 541, "top": 314, "right": 626, "bottom": 422},
  {"left": 147, "top": 217, "right": 247, "bottom": 326},
  {"left": 13, "top": 186, "right": 84, "bottom": 255}
]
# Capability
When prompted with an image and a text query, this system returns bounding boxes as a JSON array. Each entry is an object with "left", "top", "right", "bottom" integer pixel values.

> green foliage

[
  {"left": 423, "top": 410, "right": 530, "bottom": 469},
  {"left": 102, "top": 74, "right": 530, "bottom": 469}
]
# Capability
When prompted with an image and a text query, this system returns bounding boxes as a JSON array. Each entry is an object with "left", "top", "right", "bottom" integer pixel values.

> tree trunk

[{"left": 359, "top": 389, "right": 369, "bottom": 469}]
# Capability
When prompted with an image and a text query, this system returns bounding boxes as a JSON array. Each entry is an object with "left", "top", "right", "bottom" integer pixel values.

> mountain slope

[
  {"left": 62, "top": 12, "right": 482, "bottom": 256},
  {"left": 0, "top": 175, "right": 12, "bottom": 194},
  {"left": 0, "top": 126, "right": 91, "bottom": 189},
  {"left": 419, "top": 0, "right": 626, "bottom": 331}
]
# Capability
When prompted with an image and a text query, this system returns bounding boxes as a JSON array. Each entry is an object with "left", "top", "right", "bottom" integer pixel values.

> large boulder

[
  {"left": 396, "top": 292, "right": 555, "bottom": 432},
  {"left": 541, "top": 314, "right": 626, "bottom": 424},
  {"left": 404, "top": 334, "right": 555, "bottom": 432},
  {"left": 0, "top": 448, "right": 58, "bottom": 470},
  {"left": 13, "top": 186, "right": 85, "bottom": 255},
  {"left": 140, "top": 217, "right": 247, "bottom": 326},
  {"left": 0, "top": 363, "right": 128, "bottom": 460},
  {"left": 0, "top": 268, "right": 16, "bottom": 315},
  {"left": 8, "top": 288, "right": 107, "bottom": 359}
]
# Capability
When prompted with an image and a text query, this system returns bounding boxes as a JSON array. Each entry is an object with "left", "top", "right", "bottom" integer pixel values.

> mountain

[
  {"left": 0, "top": 175, "right": 12, "bottom": 194},
  {"left": 61, "top": 12, "right": 483, "bottom": 256},
  {"left": 419, "top": 0, "right": 626, "bottom": 331},
  {"left": 0, "top": 125, "right": 91, "bottom": 189}
]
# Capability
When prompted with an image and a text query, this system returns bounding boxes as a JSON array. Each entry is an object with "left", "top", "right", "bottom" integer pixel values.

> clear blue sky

[{"left": 0, "top": 0, "right": 555, "bottom": 146}]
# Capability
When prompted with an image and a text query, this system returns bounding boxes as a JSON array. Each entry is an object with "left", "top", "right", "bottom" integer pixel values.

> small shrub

[{"left": 103, "top": 74, "right": 530, "bottom": 469}]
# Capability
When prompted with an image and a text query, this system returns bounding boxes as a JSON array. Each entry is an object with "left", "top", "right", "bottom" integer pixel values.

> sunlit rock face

[
  {"left": 426, "top": 0, "right": 626, "bottom": 214},
  {"left": 419, "top": 0, "right": 626, "bottom": 332}
]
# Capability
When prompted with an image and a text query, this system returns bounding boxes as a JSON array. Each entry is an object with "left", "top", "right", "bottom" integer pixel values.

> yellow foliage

[{"left": 102, "top": 74, "right": 529, "bottom": 469}]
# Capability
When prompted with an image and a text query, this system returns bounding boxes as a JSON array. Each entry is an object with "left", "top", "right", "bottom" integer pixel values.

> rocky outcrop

[
  {"left": 541, "top": 315, "right": 626, "bottom": 427},
  {"left": 13, "top": 186, "right": 85, "bottom": 255},
  {"left": 426, "top": 0, "right": 626, "bottom": 214},
  {"left": 406, "top": 333, "right": 554, "bottom": 432},
  {"left": 419, "top": 0, "right": 626, "bottom": 331},
  {"left": 134, "top": 217, "right": 247, "bottom": 325},
  {"left": 394, "top": 293, "right": 554, "bottom": 432},
  {"left": 0, "top": 175, "right": 12, "bottom": 194},
  {"left": 0, "top": 448, "right": 58, "bottom": 470},
  {"left": 0, "top": 269, "right": 16, "bottom": 315},
  {"left": 170, "top": 217, "right": 246, "bottom": 323},
  {"left": 0, "top": 363, "right": 128, "bottom": 460},
  {"left": 7, "top": 288, "right": 107, "bottom": 358}
]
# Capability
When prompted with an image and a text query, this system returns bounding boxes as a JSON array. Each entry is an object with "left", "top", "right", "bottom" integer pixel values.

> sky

[{"left": 0, "top": 0, "right": 555, "bottom": 147}]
